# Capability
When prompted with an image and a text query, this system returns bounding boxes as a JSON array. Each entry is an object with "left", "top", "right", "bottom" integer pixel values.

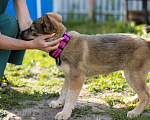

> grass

[
  {"left": 71, "top": 105, "right": 101, "bottom": 119},
  {"left": 1, "top": 20, "right": 150, "bottom": 119},
  {"left": 87, "top": 72, "right": 128, "bottom": 92},
  {"left": 0, "top": 109, "right": 6, "bottom": 119}
]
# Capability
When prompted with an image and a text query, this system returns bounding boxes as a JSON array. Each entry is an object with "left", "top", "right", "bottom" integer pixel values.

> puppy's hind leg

[
  {"left": 49, "top": 76, "right": 70, "bottom": 108},
  {"left": 124, "top": 69, "right": 150, "bottom": 118},
  {"left": 123, "top": 80, "right": 150, "bottom": 104}
]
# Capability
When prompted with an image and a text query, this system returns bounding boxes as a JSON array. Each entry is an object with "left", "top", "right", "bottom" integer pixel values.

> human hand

[{"left": 29, "top": 33, "right": 63, "bottom": 53}]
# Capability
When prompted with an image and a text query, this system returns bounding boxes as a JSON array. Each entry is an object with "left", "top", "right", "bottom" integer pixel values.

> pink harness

[{"left": 49, "top": 32, "right": 70, "bottom": 59}]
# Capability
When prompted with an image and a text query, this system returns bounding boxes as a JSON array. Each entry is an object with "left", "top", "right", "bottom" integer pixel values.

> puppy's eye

[{"left": 42, "top": 23, "right": 46, "bottom": 27}]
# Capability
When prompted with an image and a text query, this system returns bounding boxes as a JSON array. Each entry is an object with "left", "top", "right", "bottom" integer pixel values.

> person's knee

[
  {"left": 0, "top": 14, "right": 19, "bottom": 38},
  {"left": 6, "top": 14, "right": 18, "bottom": 30}
]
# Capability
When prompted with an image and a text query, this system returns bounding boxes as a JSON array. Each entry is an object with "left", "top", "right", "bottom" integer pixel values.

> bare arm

[
  {"left": 13, "top": 0, "right": 32, "bottom": 31},
  {"left": 0, "top": 33, "right": 63, "bottom": 53}
]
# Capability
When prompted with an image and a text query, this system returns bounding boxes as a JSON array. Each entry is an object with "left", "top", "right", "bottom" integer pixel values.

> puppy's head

[{"left": 20, "top": 13, "right": 66, "bottom": 42}]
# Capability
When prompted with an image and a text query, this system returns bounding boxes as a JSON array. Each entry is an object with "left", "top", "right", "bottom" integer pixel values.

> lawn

[{"left": 1, "top": 21, "right": 150, "bottom": 120}]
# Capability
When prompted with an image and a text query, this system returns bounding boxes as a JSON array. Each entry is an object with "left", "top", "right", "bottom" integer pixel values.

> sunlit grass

[{"left": 87, "top": 72, "right": 128, "bottom": 93}]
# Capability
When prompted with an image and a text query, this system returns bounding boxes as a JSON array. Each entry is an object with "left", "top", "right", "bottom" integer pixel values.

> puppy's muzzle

[{"left": 19, "top": 29, "right": 34, "bottom": 41}]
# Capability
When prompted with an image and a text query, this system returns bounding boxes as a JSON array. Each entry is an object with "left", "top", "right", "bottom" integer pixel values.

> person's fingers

[
  {"left": 33, "top": 34, "right": 64, "bottom": 52},
  {"left": 51, "top": 43, "right": 60, "bottom": 50},
  {"left": 40, "top": 33, "right": 56, "bottom": 40},
  {"left": 43, "top": 43, "right": 60, "bottom": 53},
  {"left": 47, "top": 37, "right": 64, "bottom": 46}
]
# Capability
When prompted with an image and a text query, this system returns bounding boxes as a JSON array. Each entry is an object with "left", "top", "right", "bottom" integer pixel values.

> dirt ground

[
  {"left": 2, "top": 87, "right": 126, "bottom": 120},
  {"left": 2, "top": 67, "right": 126, "bottom": 120}
]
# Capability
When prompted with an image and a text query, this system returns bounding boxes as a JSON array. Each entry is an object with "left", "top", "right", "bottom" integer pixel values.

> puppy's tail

[{"left": 143, "top": 26, "right": 150, "bottom": 35}]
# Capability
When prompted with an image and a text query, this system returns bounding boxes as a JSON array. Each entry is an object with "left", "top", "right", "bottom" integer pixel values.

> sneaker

[
  {"left": 0, "top": 75, "right": 9, "bottom": 87},
  {"left": 0, "top": 81, "right": 7, "bottom": 88}
]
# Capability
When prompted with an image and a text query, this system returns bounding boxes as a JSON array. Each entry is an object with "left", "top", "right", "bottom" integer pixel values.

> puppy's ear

[
  {"left": 47, "top": 12, "right": 62, "bottom": 22},
  {"left": 43, "top": 14, "right": 58, "bottom": 34}
]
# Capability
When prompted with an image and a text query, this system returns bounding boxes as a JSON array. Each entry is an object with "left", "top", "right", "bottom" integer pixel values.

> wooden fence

[
  {"left": 53, "top": 0, "right": 150, "bottom": 23},
  {"left": 94, "top": 0, "right": 125, "bottom": 22},
  {"left": 127, "top": 0, "right": 150, "bottom": 11},
  {"left": 53, "top": 0, "right": 125, "bottom": 22}
]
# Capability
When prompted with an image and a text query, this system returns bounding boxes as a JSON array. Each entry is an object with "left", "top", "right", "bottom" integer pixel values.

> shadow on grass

[{"left": 0, "top": 86, "right": 59, "bottom": 110}]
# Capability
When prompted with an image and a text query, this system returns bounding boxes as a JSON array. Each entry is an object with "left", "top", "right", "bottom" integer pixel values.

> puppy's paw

[
  {"left": 127, "top": 110, "right": 139, "bottom": 118},
  {"left": 55, "top": 111, "right": 71, "bottom": 120},
  {"left": 49, "top": 100, "right": 64, "bottom": 108}
]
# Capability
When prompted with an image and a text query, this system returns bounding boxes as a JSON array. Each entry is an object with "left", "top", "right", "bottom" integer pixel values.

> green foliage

[
  {"left": 64, "top": 20, "right": 141, "bottom": 35},
  {"left": 9, "top": 77, "right": 26, "bottom": 87},
  {"left": 103, "top": 96, "right": 123, "bottom": 103}
]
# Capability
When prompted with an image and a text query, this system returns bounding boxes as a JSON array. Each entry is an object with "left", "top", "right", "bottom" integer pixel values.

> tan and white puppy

[{"left": 20, "top": 12, "right": 150, "bottom": 120}]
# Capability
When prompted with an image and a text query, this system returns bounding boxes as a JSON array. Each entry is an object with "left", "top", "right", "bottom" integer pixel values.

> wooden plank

[
  {"left": 89, "top": 0, "right": 93, "bottom": 19},
  {"left": 128, "top": 0, "right": 132, "bottom": 10},
  {"left": 139, "top": 0, "right": 142, "bottom": 10},
  {"left": 63, "top": 0, "right": 68, "bottom": 21},
  {"left": 102, "top": 0, "right": 106, "bottom": 22},
  {"left": 114, "top": 0, "right": 118, "bottom": 21},
  {"left": 52, "top": 0, "right": 58, "bottom": 13},
  {"left": 96, "top": 0, "right": 100, "bottom": 22},
  {"left": 124, "top": 0, "right": 128, "bottom": 22},
  {"left": 132, "top": 1, "right": 137, "bottom": 10},
  {"left": 120, "top": 0, "right": 124, "bottom": 21},
  {"left": 148, "top": 0, "right": 150, "bottom": 10},
  {"left": 108, "top": 0, "right": 112, "bottom": 13}
]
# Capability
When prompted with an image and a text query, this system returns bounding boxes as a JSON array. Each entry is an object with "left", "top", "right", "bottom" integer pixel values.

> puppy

[{"left": 20, "top": 12, "right": 150, "bottom": 120}]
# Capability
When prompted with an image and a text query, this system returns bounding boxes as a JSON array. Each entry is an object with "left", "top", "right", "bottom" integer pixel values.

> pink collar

[{"left": 49, "top": 32, "right": 70, "bottom": 59}]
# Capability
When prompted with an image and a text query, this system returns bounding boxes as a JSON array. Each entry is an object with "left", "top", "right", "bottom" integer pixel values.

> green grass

[
  {"left": 71, "top": 105, "right": 101, "bottom": 118},
  {"left": 87, "top": 72, "right": 128, "bottom": 93},
  {"left": 106, "top": 108, "right": 150, "bottom": 120},
  {"left": 1, "top": 21, "right": 150, "bottom": 119},
  {"left": 0, "top": 109, "right": 6, "bottom": 119}
]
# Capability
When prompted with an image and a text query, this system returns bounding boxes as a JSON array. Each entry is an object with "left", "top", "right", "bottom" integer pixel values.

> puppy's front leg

[
  {"left": 55, "top": 75, "right": 85, "bottom": 120},
  {"left": 49, "top": 76, "right": 69, "bottom": 108}
]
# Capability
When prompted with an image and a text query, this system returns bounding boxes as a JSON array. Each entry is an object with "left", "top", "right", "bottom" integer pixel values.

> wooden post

[
  {"left": 124, "top": 0, "right": 128, "bottom": 23},
  {"left": 143, "top": 0, "right": 149, "bottom": 25},
  {"left": 88, "top": 0, "right": 93, "bottom": 20}
]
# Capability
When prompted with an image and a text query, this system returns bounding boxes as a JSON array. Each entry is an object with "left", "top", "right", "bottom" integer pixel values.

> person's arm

[
  {"left": 1, "top": 0, "right": 62, "bottom": 53},
  {"left": 0, "top": 33, "right": 63, "bottom": 53},
  {"left": 13, "top": 0, "right": 32, "bottom": 31}
]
